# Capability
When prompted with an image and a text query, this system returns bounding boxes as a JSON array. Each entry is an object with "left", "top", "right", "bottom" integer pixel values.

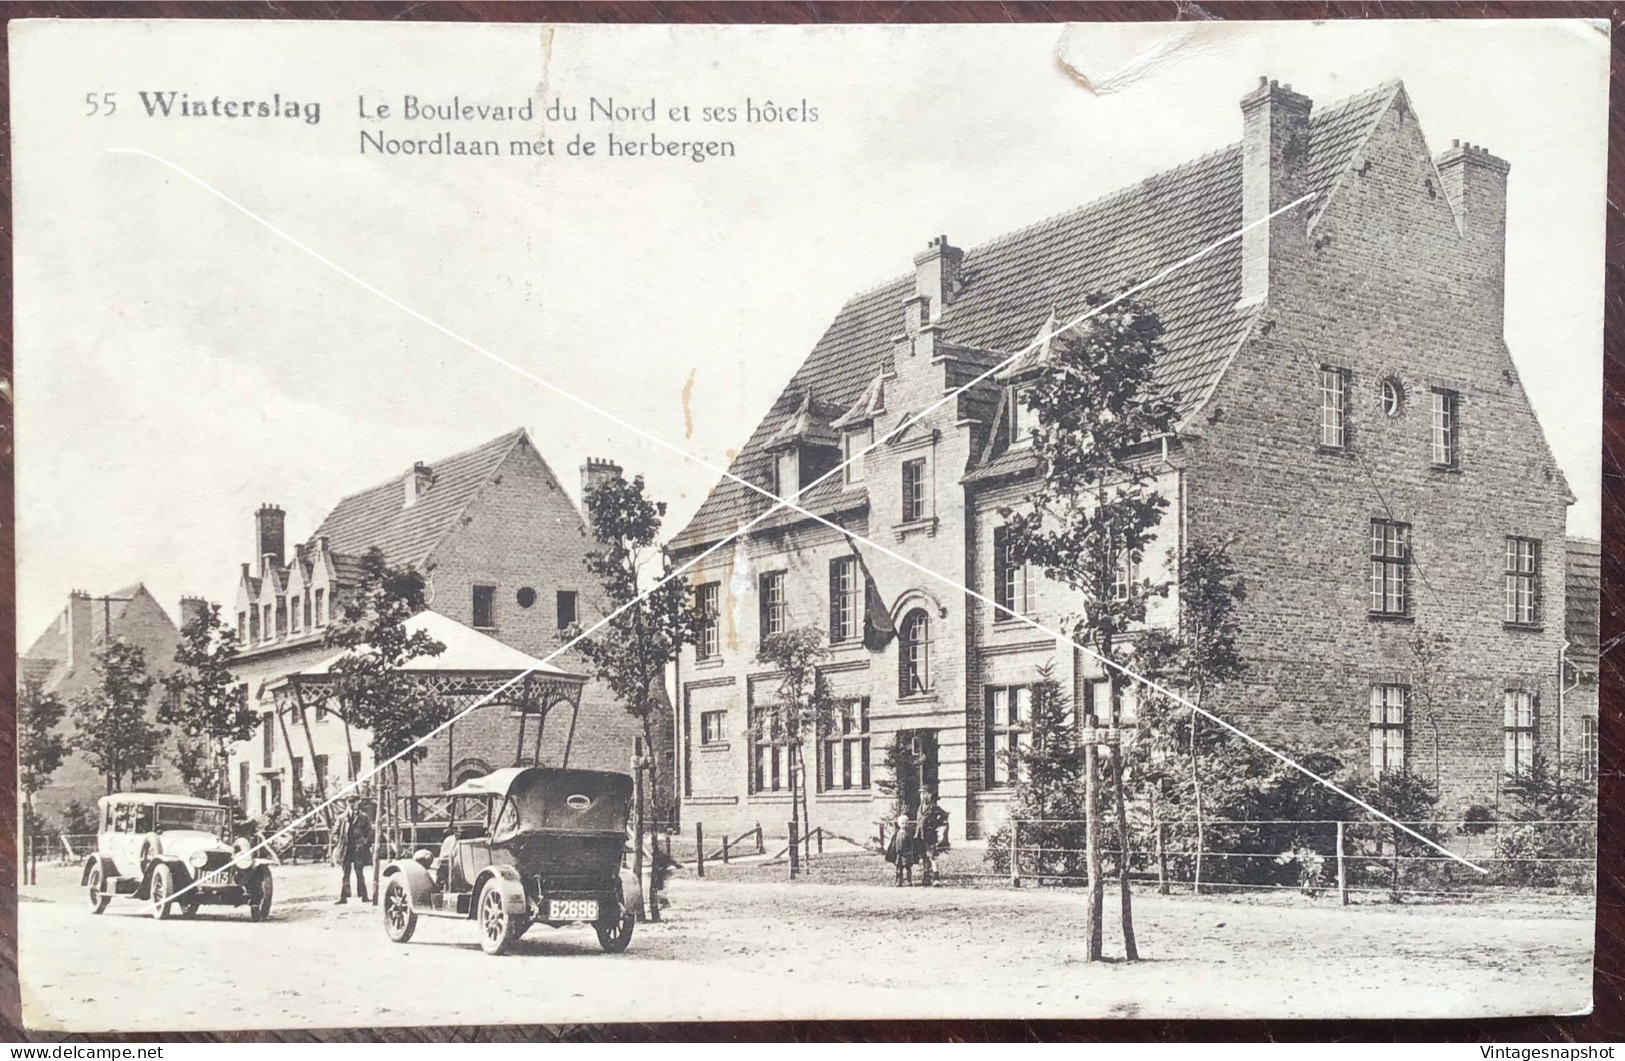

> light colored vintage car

[
  {"left": 380, "top": 766, "right": 641, "bottom": 955},
  {"left": 80, "top": 792, "right": 275, "bottom": 920}
]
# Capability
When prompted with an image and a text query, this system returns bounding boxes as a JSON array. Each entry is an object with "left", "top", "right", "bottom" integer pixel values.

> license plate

[{"left": 547, "top": 899, "right": 598, "bottom": 921}]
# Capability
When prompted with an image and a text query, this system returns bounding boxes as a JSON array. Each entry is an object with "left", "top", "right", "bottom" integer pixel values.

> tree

[
  {"left": 324, "top": 547, "right": 448, "bottom": 786},
  {"left": 1495, "top": 752, "right": 1594, "bottom": 892},
  {"left": 984, "top": 665, "right": 1086, "bottom": 881},
  {"left": 60, "top": 800, "right": 97, "bottom": 839},
  {"left": 71, "top": 639, "right": 165, "bottom": 794},
  {"left": 755, "top": 627, "right": 843, "bottom": 864},
  {"left": 161, "top": 602, "right": 255, "bottom": 803},
  {"left": 1135, "top": 538, "right": 1249, "bottom": 893},
  {"left": 572, "top": 471, "right": 697, "bottom": 923},
  {"left": 168, "top": 738, "right": 217, "bottom": 800},
  {"left": 18, "top": 679, "right": 68, "bottom": 828},
  {"left": 1407, "top": 631, "right": 1454, "bottom": 791},
  {"left": 1003, "top": 294, "right": 1180, "bottom": 962}
]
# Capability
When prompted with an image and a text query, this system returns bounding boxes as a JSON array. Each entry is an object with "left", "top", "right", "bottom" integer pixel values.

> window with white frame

[
  {"left": 985, "top": 685, "right": 1033, "bottom": 787},
  {"left": 1320, "top": 366, "right": 1349, "bottom": 449},
  {"left": 1431, "top": 389, "right": 1459, "bottom": 468},
  {"left": 759, "top": 571, "right": 786, "bottom": 647},
  {"left": 1369, "top": 684, "right": 1408, "bottom": 777},
  {"left": 1581, "top": 716, "right": 1598, "bottom": 782},
  {"left": 1007, "top": 385, "right": 1033, "bottom": 448},
  {"left": 314, "top": 588, "right": 326, "bottom": 626},
  {"left": 842, "top": 426, "right": 871, "bottom": 485},
  {"left": 1112, "top": 549, "right": 1138, "bottom": 602},
  {"left": 1504, "top": 537, "right": 1540, "bottom": 626},
  {"left": 899, "top": 609, "right": 932, "bottom": 696},
  {"left": 748, "top": 705, "right": 787, "bottom": 794},
  {"left": 1503, "top": 690, "right": 1537, "bottom": 778},
  {"left": 901, "top": 458, "right": 928, "bottom": 522},
  {"left": 700, "top": 709, "right": 727, "bottom": 746},
  {"left": 992, "top": 525, "right": 1030, "bottom": 620},
  {"left": 1369, "top": 520, "right": 1410, "bottom": 617},
  {"left": 695, "top": 582, "right": 720, "bottom": 660},
  {"left": 828, "top": 557, "right": 861, "bottom": 643},
  {"left": 821, "top": 698, "right": 870, "bottom": 791}
]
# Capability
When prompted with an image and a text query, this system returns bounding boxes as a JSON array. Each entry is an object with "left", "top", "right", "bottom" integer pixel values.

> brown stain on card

[{"left": 681, "top": 368, "right": 696, "bottom": 440}]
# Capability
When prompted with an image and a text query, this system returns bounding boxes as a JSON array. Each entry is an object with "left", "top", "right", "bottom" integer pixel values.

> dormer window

[
  {"left": 771, "top": 450, "right": 798, "bottom": 503},
  {"left": 289, "top": 595, "right": 301, "bottom": 634},
  {"left": 1007, "top": 385, "right": 1034, "bottom": 449},
  {"left": 842, "top": 425, "right": 872, "bottom": 485}
]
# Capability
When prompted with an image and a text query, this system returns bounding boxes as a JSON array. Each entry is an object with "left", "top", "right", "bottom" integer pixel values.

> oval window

[
  {"left": 1380, "top": 377, "right": 1405, "bottom": 418},
  {"left": 516, "top": 587, "right": 537, "bottom": 609}
]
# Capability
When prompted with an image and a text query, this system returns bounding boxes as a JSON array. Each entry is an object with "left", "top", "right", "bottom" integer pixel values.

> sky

[{"left": 11, "top": 18, "right": 1609, "bottom": 647}]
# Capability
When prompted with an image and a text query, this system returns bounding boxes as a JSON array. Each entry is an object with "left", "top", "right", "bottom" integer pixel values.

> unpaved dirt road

[{"left": 19, "top": 861, "right": 1593, "bottom": 1031}]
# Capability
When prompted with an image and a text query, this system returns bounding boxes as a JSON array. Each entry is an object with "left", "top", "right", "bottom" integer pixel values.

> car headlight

[
  {"left": 232, "top": 839, "right": 253, "bottom": 870},
  {"left": 189, "top": 850, "right": 210, "bottom": 869}
]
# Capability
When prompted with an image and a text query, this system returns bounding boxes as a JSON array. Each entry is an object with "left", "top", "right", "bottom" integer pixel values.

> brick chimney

[
  {"left": 911, "top": 235, "right": 962, "bottom": 329},
  {"left": 178, "top": 595, "right": 209, "bottom": 629},
  {"left": 581, "top": 457, "right": 622, "bottom": 503},
  {"left": 1239, "top": 77, "right": 1313, "bottom": 306},
  {"left": 403, "top": 461, "right": 434, "bottom": 509},
  {"left": 256, "top": 504, "right": 285, "bottom": 576},
  {"left": 1434, "top": 139, "right": 1510, "bottom": 329},
  {"left": 66, "top": 589, "right": 92, "bottom": 670}
]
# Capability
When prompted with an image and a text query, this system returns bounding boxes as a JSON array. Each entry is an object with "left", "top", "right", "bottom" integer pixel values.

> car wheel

[
  {"left": 382, "top": 878, "right": 417, "bottom": 943},
  {"left": 86, "top": 864, "right": 109, "bottom": 915},
  {"left": 595, "top": 911, "right": 635, "bottom": 954},
  {"left": 477, "top": 885, "right": 522, "bottom": 956},
  {"left": 150, "top": 864, "right": 174, "bottom": 921},
  {"left": 247, "top": 869, "right": 274, "bottom": 922}
]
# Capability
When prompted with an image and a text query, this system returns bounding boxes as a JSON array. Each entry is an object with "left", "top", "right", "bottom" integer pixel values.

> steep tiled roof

[
  {"left": 671, "top": 81, "right": 1402, "bottom": 551},
  {"left": 1565, "top": 537, "right": 1601, "bottom": 670},
  {"left": 309, "top": 429, "right": 527, "bottom": 569}
]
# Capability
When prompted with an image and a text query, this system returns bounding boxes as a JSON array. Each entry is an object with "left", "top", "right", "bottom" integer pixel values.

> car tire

[
  {"left": 247, "top": 868, "right": 273, "bottom": 922},
  {"left": 595, "top": 911, "right": 635, "bottom": 954},
  {"left": 382, "top": 878, "right": 417, "bottom": 943},
  {"left": 477, "top": 884, "right": 522, "bottom": 956},
  {"left": 86, "top": 864, "right": 109, "bottom": 915},
  {"left": 150, "top": 864, "right": 174, "bottom": 921}
]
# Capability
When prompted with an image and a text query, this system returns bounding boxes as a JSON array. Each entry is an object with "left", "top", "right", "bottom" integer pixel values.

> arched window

[{"left": 899, "top": 609, "right": 931, "bottom": 696}]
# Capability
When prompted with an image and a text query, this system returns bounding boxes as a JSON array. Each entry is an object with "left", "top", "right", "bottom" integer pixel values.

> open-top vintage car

[
  {"left": 379, "top": 766, "right": 640, "bottom": 955},
  {"left": 81, "top": 792, "right": 276, "bottom": 920}
]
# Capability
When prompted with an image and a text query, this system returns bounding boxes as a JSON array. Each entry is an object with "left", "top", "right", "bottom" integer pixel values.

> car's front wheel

[
  {"left": 595, "top": 911, "right": 635, "bottom": 953},
  {"left": 86, "top": 864, "right": 109, "bottom": 915},
  {"left": 477, "top": 885, "right": 524, "bottom": 956},
  {"left": 383, "top": 878, "right": 417, "bottom": 943},
  {"left": 247, "top": 868, "right": 273, "bottom": 922},
  {"left": 149, "top": 864, "right": 174, "bottom": 921}
]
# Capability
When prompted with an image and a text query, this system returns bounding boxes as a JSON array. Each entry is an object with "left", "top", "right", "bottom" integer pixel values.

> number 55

[{"left": 85, "top": 92, "right": 116, "bottom": 116}]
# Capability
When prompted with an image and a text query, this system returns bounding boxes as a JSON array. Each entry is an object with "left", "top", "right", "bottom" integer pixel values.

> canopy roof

[
  {"left": 99, "top": 791, "right": 225, "bottom": 809},
  {"left": 292, "top": 610, "right": 583, "bottom": 682}
]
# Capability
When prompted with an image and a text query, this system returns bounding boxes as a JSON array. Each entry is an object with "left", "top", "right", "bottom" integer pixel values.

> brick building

[
  {"left": 19, "top": 584, "right": 185, "bottom": 822},
  {"left": 667, "top": 78, "right": 1575, "bottom": 842},
  {"left": 224, "top": 429, "right": 669, "bottom": 819},
  {"left": 1563, "top": 537, "right": 1600, "bottom": 784}
]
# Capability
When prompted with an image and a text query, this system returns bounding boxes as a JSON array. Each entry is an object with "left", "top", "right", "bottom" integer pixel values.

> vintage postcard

[{"left": 10, "top": 17, "right": 1608, "bottom": 1030}]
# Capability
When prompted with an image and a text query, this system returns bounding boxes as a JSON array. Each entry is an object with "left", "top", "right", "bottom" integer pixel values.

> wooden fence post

[
  {"left": 721, "top": 834, "right": 730, "bottom": 864},
  {"left": 695, "top": 823, "right": 705, "bottom": 878},
  {"left": 755, "top": 822, "right": 764, "bottom": 854},
  {"left": 1009, "top": 820, "right": 1021, "bottom": 888},
  {"left": 1336, "top": 820, "right": 1348, "bottom": 906},
  {"left": 816, "top": 826, "right": 824, "bottom": 855},
  {"left": 788, "top": 820, "right": 800, "bottom": 879}
]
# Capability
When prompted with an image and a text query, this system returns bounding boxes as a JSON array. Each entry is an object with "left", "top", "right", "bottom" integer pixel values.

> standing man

[
  {"left": 918, "top": 789, "right": 949, "bottom": 887},
  {"left": 333, "top": 799, "right": 373, "bottom": 904}
]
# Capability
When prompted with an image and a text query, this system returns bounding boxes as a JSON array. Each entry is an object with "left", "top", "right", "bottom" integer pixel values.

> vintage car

[
  {"left": 81, "top": 791, "right": 275, "bottom": 920},
  {"left": 379, "top": 766, "right": 640, "bottom": 955}
]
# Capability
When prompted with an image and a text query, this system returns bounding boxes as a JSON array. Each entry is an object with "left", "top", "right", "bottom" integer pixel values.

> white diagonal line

[{"left": 110, "top": 147, "right": 1482, "bottom": 916}]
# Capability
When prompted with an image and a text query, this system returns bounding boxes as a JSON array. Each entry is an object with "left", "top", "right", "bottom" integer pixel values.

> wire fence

[{"left": 992, "top": 816, "right": 1596, "bottom": 900}]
